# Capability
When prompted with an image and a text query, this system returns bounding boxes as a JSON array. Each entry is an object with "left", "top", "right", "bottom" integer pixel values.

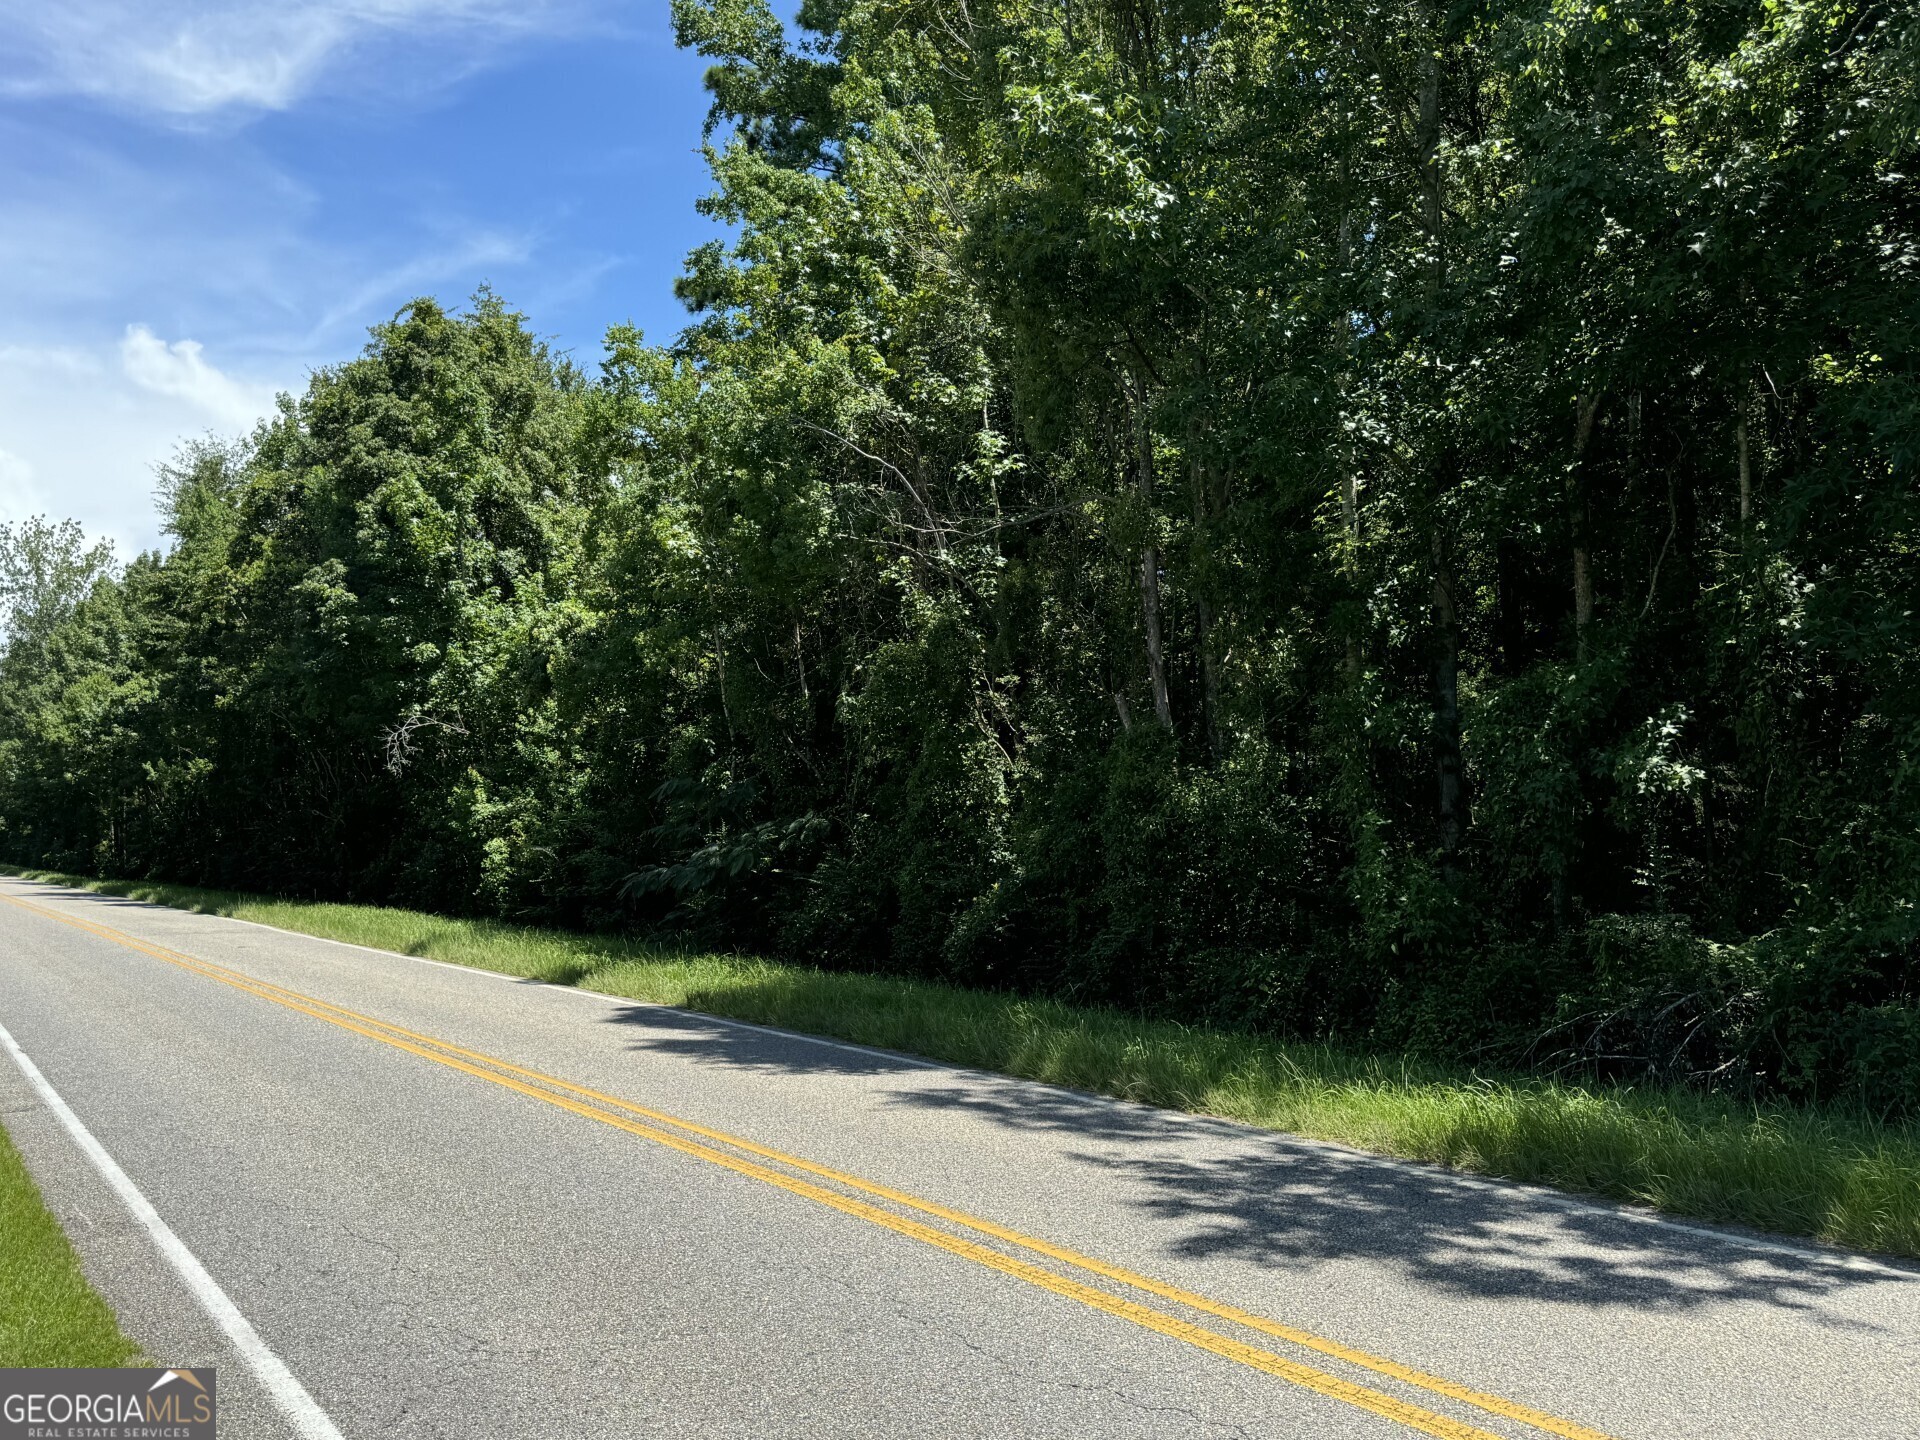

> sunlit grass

[
  {"left": 11, "top": 864, "right": 1919, "bottom": 1260},
  {"left": 0, "top": 1119, "right": 142, "bottom": 1366}
]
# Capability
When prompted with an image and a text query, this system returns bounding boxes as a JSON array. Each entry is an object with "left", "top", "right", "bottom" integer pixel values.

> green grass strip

[
  {"left": 9, "top": 865, "right": 1920, "bottom": 1261},
  {"left": 0, "top": 1116, "right": 142, "bottom": 1366}
]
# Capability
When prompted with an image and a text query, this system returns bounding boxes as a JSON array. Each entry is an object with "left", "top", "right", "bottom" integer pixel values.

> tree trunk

[
  {"left": 1417, "top": 37, "right": 1466, "bottom": 855},
  {"left": 1188, "top": 448, "right": 1224, "bottom": 759},
  {"left": 1736, "top": 411, "right": 1751, "bottom": 526},
  {"left": 1140, "top": 543, "right": 1172, "bottom": 729},
  {"left": 713, "top": 626, "right": 733, "bottom": 738},
  {"left": 1571, "top": 391, "right": 1601, "bottom": 660},
  {"left": 1417, "top": 54, "right": 1442, "bottom": 245},
  {"left": 1335, "top": 136, "right": 1363, "bottom": 684},
  {"left": 1131, "top": 380, "right": 1173, "bottom": 729},
  {"left": 1432, "top": 525, "right": 1467, "bottom": 854},
  {"left": 1194, "top": 597, "right": 1222, "bottom": 756},
  {"left": 1341, "top": 480, "right": 1362, "bottom": 684}
]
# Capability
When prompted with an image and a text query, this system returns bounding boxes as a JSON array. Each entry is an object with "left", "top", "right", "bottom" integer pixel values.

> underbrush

[{"left": 10, "top": 865, "right": 1919, "bottom": 1260}]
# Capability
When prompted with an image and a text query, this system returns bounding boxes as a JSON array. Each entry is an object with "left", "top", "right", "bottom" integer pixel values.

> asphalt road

[{"left": 2, "top": 874, "right": 1915, "bottom": 1439}]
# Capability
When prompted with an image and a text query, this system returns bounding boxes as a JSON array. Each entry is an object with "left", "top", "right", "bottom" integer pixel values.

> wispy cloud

[
  {"left": 0, "top": 344, "right": 101, "bottom": 378},
  {"left": 119, "top": 325, "right": 278, "bottom": 429},
  {"left": 0, "top": 1, "right": 588, "bottom": 117},
  {"left": 305, "top": 230, "right": 535, "bottom": 342},
  {"left": 0, "top": 0, "right": 704, "bottom": 553}
]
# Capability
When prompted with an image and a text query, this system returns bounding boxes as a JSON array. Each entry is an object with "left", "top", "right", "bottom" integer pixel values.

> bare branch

[{"left": 383, "top": 713, "right": 469, "bottom": 776}]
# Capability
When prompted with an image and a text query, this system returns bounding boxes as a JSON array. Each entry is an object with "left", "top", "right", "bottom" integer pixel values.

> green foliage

[
  {"left": 2, "top": 0, "right": 1916, "bottom": 1117},
  {"left": 13, "top": 865, "right": 1920, "bottom": 1257}
]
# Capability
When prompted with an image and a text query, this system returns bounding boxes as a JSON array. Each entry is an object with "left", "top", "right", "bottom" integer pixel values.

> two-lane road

[{"left": 2, "top": 874, "right": 1914, "bottom": 1438}]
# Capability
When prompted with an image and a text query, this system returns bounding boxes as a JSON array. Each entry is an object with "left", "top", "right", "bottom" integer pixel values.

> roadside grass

[
  {"left": 9, "top": 865, "right": 1920, "bottom": 1261},
  {"left": 0, "top": 1119, "right": 142, "bottom": 1366}
]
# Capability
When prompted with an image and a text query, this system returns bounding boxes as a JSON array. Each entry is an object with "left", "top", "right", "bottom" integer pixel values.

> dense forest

[{"left": 1, "top": 0, "right": 1915, "bottom": 1112}]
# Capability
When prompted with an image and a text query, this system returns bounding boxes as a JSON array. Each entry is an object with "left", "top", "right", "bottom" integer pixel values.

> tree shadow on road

[{"left": 595, "top": 1003, "right": 1919, "bottom": 1323}]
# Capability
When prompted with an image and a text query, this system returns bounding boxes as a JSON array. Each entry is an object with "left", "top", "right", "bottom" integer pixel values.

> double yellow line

[{"left": 3, "top": 892, "right": 1618, "bottom": 1440}]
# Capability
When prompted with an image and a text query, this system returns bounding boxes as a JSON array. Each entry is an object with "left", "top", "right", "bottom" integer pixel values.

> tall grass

[
  {"left": 11, "top": 865, "right": 1919, "bottom": 1260},
  {"left": 0, "top": 1120, "right": 143, "bottom": 1366}
]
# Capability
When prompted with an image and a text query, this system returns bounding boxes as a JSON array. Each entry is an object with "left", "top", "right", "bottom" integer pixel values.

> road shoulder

[{"left": 0, "top": 1037, "right": 298, "bottom": 1437}]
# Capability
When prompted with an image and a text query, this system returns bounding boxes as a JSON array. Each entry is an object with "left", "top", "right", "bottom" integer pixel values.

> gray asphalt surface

[{"left": 2, "top": 874, "right": 1916, "bottom": 1440}]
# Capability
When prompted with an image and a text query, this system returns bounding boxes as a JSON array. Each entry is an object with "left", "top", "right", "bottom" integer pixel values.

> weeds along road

[{"left": 1, "top": 875, "right": 1914, "bottom": 1440}]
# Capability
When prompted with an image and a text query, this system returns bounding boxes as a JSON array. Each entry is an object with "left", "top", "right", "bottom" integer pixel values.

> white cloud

[
  {"left": 0, "top": 446, "right": 45, "bottom": 520},
  {"left": 0, "top": 1, "right": 586, "bottom": 116},
  {"left": 0, "top": 2, "right": 689, "bottom": 556},
  {"left": 119, "top": 325, "right": 277, "bottom": 431},
  {"left": 0, "top": 334, "right": 291, "bottom": 553}
]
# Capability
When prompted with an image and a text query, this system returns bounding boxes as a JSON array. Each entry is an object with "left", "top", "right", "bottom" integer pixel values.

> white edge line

[
  {"left": 9, "top": 877, "right": 1917, "bottom": 1279},
  {"left": 0, "top": 1017, "right": 346, "bottom": 1440}
]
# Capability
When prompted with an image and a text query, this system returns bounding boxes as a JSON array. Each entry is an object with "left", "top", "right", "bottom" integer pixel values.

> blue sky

[{"left": 0, "top": 1, "right": 721, "bottom": 552}]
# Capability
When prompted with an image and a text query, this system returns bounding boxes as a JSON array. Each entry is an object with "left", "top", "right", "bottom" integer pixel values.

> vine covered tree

[{"left": 2, "top": 0, "right": 1915, "bottom": 1113}]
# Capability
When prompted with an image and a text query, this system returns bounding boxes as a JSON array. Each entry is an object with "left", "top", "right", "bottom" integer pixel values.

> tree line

[{"left": 2, "top": 0, "right": 1915, "bottom": 1112}]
